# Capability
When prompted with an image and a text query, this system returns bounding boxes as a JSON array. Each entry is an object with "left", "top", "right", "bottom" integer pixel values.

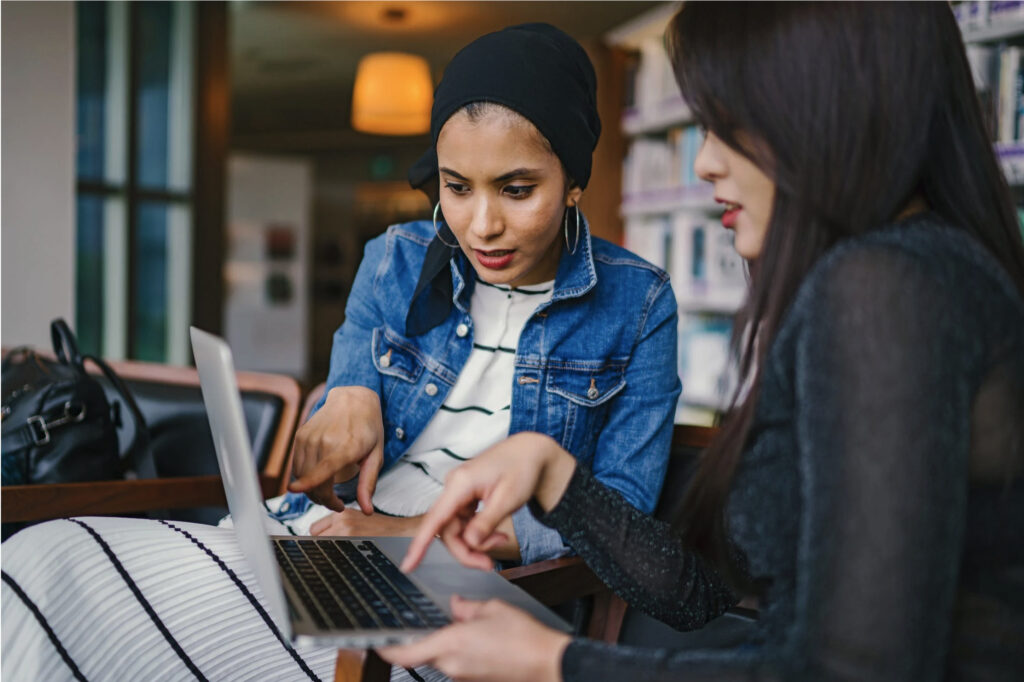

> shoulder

[
  {"left": 590, "top": 235, "right": 670, "bottom": 287},
  {"left": 587, "top": 236, "right": 676, "bottom": 329},
  {"left": 798, "top": 216, "right": 1001, "bottom": 305},
  {"left": 386, "top": 219, "right": 435, "bottom": 248},
  {"left": 360, "top": 220, "right": 433, "bottom": 276},
  {"left": 787, "top": 215, "right": 1024, "bottom": 341}
]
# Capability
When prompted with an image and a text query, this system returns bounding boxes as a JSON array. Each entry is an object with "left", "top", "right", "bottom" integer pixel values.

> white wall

[
  {"left": 225, "top": 154, "right": 312, "bottom": 378},
  {"left": 1, "top": 2, "right": 76, "bottom": 349}
]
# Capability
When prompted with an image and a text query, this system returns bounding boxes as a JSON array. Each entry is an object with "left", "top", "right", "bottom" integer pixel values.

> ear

[{"left": 566, "top": 185, "right": 583, "bottom": 207}]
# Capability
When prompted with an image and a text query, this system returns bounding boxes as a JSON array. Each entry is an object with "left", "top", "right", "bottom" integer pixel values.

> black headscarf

[{"left": 404, "top": 23, "right": 601, "bottom": 336}]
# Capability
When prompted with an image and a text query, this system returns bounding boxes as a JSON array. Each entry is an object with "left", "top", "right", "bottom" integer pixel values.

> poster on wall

[{"left": 224, "top": 155, "right": 311, "bottom": 379}]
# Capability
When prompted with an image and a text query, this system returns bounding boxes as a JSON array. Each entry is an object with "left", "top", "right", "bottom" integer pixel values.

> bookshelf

[
  {"left": 608, "top": 2, "right": 736, "bottom": 426},
  {"left": 956, "top": 1, "right": 1024, "bottom": 184},
  {"left": 607, "top": 1, "right": 1024, "bottom": 426}
]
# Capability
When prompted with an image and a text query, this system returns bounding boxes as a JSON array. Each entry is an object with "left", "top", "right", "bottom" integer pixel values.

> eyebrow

[{"left": 439, "top": 167, "right": 541, "bottom": 183}]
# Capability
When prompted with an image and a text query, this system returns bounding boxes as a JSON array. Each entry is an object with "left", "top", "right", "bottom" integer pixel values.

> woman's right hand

[
  {"left": 287, "top": 386, "right": 384, "bottom": 514},
  {"left": 401, "top": 432, "right": 577, "bottom": 573}
]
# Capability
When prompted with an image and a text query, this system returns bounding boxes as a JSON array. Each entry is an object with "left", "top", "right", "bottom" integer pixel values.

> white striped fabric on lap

[{"left": 1, "top": 517, "right": 338, "bottom": 682}]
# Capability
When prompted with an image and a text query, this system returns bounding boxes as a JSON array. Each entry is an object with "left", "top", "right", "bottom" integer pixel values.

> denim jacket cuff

[{"left": 512, "top": 503, "right": 573, "bottom": 565}]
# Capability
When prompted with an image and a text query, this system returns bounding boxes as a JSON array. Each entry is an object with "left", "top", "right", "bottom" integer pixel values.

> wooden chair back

[{"left": 1, "top": 358, "right": 301, "bottom": 524}]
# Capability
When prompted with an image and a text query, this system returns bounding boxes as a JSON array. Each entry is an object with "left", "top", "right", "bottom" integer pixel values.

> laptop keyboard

[{"left": 273, "top": 538, "right": 451, "bottom": 631}]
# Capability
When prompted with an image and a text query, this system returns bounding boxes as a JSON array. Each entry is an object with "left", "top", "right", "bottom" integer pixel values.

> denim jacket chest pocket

[
  {"left": 372, "top": 325, "right": 463, "bottom": 466},
  {"left": 372, "top": 326, "right": 426, "bottom": 400},
  {"left": 544, "top": 363, "right": 627, "bottom": 460}
]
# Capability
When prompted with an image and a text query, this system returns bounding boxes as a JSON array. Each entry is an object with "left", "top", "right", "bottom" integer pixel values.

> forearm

[
  {"left": 561, "top": 637, "right": 768, "bottom": 682},
  {"left": 536, "top": 464, "right": 736, "bottom": 630},
  {"left": 533, "top": 443, "right": 578, "bottom": 513}
]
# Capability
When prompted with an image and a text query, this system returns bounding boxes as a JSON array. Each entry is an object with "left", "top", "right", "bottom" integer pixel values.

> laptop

[{"left": 189, "top": 326, "right": 569, "bottom": 648}]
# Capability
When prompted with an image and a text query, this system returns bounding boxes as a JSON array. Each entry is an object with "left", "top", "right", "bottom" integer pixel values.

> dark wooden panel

[
  {"left": 191, "top": 1, "right": 229, "bottom": 337},
  {"left": 2, "top": 474, "right": 278, "bottom": 523}
]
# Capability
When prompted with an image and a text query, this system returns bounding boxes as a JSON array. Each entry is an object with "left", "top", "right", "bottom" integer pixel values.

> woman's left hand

[
  {"left": 310, "top": 511, "right": 421, "bottom": 537},
  {"left": 378, "top": 595, "right": 570, "bottom": 682}
]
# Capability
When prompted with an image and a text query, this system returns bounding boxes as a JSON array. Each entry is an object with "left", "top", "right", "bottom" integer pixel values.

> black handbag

[{"left": 1, "top": 319, "right": 154, "bottom": 489}]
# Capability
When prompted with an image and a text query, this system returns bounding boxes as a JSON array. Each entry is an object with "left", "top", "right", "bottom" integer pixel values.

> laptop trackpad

[{"left": 371, "top": 537, "right": 571, "bottom": 633}]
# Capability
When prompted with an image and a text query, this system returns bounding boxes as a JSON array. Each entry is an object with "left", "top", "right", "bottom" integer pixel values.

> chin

[
  {"left": 470, "top": 267, "right": 516, "bottom": 285},
  {"left": 732, "top": 230, "right": 763, "bottom": 261}
]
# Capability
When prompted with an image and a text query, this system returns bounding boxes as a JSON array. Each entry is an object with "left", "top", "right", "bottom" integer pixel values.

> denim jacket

[{"left": 283, "top": 217, "right": 681, "bottom": 564}]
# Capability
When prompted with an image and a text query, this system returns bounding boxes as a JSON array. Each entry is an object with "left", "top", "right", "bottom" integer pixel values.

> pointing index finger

[{"left": 401, "top": 488, "right": 477, "bottom": 572}]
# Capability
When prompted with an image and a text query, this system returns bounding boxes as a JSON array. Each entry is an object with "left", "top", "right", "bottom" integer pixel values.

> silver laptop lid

[{"left": 190, "top": 326, "right": 292, "bottom": 639}]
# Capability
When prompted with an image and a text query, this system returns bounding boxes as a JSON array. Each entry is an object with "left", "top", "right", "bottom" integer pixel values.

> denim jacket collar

[{"left": 405, "top": 214, "right": 597, "bottom": 336}]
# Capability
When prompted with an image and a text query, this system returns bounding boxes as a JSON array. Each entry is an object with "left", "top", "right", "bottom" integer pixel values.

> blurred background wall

[{"left": 2, "top": 2, "right": 76, "bottom": 349}]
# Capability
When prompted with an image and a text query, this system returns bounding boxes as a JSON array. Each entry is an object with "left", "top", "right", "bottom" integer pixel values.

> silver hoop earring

[
  {"left": 564, "top": 204, "right": 580, "bottom": 256},
  {"left": 433, "top": 202, "right": 459, "bottom": 248}
]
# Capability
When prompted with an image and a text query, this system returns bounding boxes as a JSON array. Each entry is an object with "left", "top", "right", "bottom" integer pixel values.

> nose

[
  {"left": 468, "top": 196, "right": 504, "bottom": 242},
  {"left": 694, "top": 131, "right": 725, "bottom": 183}
]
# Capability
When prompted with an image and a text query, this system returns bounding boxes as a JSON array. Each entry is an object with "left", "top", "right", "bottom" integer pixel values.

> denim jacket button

[
  {"left": 395, "top": 427, "right": 405, "bottom": 440},
  {"left": 424, "top": 383, "right": 438, "bottom": 396},
  {"left": 456, "top": 323, "right": 469, "bottom": 338},
  {"left": 587, "top": 387, "right": 600, "bottom": 400},
  {"left": 379, "top": 353, "right": 391, "bottom": 368}
]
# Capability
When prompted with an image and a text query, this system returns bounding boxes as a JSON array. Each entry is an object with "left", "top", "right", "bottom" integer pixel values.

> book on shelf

[
  {"left": 625, "top": 214, "right": 747, "bottom": 310},
  {"left": 966, "top": 42, "right": 1024, "bottom": 142},
  {"left": 678, "top": 314, "right": 733, "bottom": 411},
  {"left": 966, "top": 38, "right": 1024, "bottom": 183},
  {"left": 668, "top": 214, "right": 747, "bottom": 310},
  {"left": 998, "top": 45, "right": 1023, "bottom": 142},
  {"left": 632, "top": 36, "right": 682, "bottom": 114},
  {"left": 624, "top": 215, "right": 671, "bottom": 271},
  {"left": 622, "top": 127, "right": 707, "bottom": 201},
  {"left": 954, "top": 1, "right": 1024, "bottom": 31}
]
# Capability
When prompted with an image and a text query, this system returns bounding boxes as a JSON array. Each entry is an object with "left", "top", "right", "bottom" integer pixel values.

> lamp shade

[{"left": 351, "top": 52, "right": 432, "bottom": 135}]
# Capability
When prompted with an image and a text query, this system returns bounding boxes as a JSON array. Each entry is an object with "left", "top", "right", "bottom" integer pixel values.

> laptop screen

[{"left": 190, "top": 326, "right": 292, "bottom": 638}]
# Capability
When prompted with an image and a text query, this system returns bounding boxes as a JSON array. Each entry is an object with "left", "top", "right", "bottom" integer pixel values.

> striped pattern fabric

[
  {"left": 1, "top": 517, "right": 452, "bottom": 682},
  {"left": 1, "top": 517, "right": 337, "bottom": 681},
  {"left": 372, "top": 279, "right": 553, "bottom": 517}
]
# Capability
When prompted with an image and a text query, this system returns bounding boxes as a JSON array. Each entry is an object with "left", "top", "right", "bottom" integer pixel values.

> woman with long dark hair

[{"left": 384, "top": 3, "right": 1024, "bottom": 680}]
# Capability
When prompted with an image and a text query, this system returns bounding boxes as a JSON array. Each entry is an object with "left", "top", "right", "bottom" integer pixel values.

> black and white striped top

[{"left": 371, "top": 278, "right": 554, "bottom": 517}]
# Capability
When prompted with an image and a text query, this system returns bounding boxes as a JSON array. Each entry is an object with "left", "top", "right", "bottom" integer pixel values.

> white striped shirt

[{"left": 372, "top": 278, "right": 554, "bottom": 517}]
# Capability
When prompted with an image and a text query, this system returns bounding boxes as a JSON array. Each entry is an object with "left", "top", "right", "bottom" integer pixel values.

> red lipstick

[
  {"left": 474, "top": 249, "right": 515, "bottom": 269},
  {"left": 716, "top": 198, "right": 742, "bottom": 229}
]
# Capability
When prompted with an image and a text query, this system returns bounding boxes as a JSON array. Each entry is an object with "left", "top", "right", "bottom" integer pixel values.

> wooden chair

[
  {"left": 334, "top": 424, "right": 726, "bottom": 681},
  {"left": 1, "top": 358, "right": 301, "bottom": 526}
]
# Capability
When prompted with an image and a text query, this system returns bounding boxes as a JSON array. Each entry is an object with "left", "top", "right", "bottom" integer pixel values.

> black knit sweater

[{"left": 538, "top": 215, "right": 1024, "bottom": 680}]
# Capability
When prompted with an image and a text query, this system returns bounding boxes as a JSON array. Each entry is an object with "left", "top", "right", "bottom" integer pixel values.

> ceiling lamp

[{"left": 351, "top": 52, "right": 432, "bottom": 135}]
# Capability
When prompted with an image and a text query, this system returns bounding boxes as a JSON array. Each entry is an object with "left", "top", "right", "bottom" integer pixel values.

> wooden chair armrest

[
  {"left": 1, "top": 474, "right": 279, "bottom": 523},
  {"left": 334, "top": 650, "right": 390, "bottom": 682},
  {"left": 499, "top": 556, "right": 609, "bottom": 606}
]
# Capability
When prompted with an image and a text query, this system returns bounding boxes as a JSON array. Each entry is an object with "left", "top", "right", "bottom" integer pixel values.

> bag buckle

[
  {"left": 26, "top": 402, "right": 87, "bottom": 446},
  {"left": 26, "top": 415, "right": 50, "bottom": 445}
]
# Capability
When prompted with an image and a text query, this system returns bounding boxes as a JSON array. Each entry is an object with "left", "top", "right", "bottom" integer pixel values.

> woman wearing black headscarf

[{"left": 2, "top": 24, "right": 682, "bottom": 682}]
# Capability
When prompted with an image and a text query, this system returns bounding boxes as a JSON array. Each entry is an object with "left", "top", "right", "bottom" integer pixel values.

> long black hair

[{"left": 667, "top": 1, "right": 1024, "bottom": 586}]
